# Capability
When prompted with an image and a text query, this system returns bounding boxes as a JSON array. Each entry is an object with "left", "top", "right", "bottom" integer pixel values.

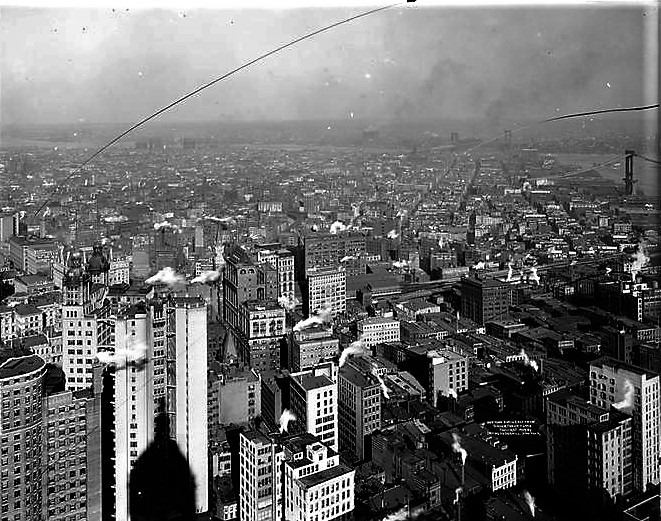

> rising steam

[
  {"left": 146, "top": 267, "right": 186, "bottom": 287},
  {"left": 190, "top": 270, "right": 221, "bottom": 284},
  {"left": 371, "top": 363, "right": 390, "bottom": 399},
  {"left": 519, "top": 348, "right": 539, "bottom": 372},
  {"left": 630, "top": 242, "right": 650, "bottom": 281},
  {"left": 279, "top": 409, "right": 296, "bottom": 433},
  {"left": 613, "top": 379, "right": 634, "bottom": 410},
  {"left": 339, "top": 337, "right": 368, "bottom": 367},
  {"left": 278, "top": 295, "right": 300, "bottom": 311},
  {"left": 330, "top": 221, "right": 348, "bottom": 234},
  {"left": 293, "top": 306, "right": 333, "bottom": 331},
  {"left": 523, "top": 490, "right": 536, "bottom": 518},
  {"left": 451, "top": 433, "right": 468, "bottom": 465}
]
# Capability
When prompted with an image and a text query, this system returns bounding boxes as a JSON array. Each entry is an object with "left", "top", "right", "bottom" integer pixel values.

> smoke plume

[
  {"left": 392, "top": 260, "right": 410, "bottom": 269},
  {"left": 339, "top": 337, "right": 368, "bottom": 367},
  {"left": 96, "top": 340, "right": 148, "bottom": 370},
  {"left": 613, "top": 379, "right": 635, "bottom": 410},
  {"left": 453, "top": 487, "right": 463, "bottom": 505},
  {"left": 293, "top": 306, "right": 333, "bottom": 331},
  {"left": 473, "top": 261, "right": 486, "bottom": 270},
  {"left": 506, "top": 263, "right": 513, "bottom": 282},
  {"left": 523, "top": 490, "right": 536, "bottom": 518},
  {"left": 630, "top": 242, "right": 650, "bottom": 281},
  {"left": 371, "top": 363, "right": 390, "bottom": 399},
  {"left": 451, "top": 433, "right": 468, "bottom": 465},
  {"left": 278, "top": 295, "right": 300, "bottom": 311},
  {"left": 330, "top": 221, "right": 348, "bottom": 234},
  {"left": 190, "top": 270, "right": 221, "bottom": 284},
  {"left": 279, "top": 409, "right": 296, "bottom": 433},
  {"left": 528, "top": 266, "right": 540, "bottom": 285},
  {"left": 519, "top": 348, "right": 539, "bottom": 372},
  {"left": 145, "top": 267, "right": 186, "bottom": 287},
  {"left": 387, "top": 229, "right": 399, "bottom": 239}
]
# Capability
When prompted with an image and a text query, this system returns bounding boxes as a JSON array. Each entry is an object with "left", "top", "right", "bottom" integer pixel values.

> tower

[{"left": 623, "top": 150, "right": 637, "bottom": 196}]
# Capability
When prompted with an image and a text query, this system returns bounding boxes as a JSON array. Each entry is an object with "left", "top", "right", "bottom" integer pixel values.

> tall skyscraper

[
  {"left": 112, "top": 305, "right": 156, "bottom": 521},
  {"left": 62, "top": 252, "right": 112, "bottom": 391},
  {"left": 290, "top": 372, "right": 338, "bottom": 451},
  {"left": 589, "top": 357, "right": 660, "bottom": 493},
  {"left": 302, "top": 232, "right": 366, "bottom": 278},
  {"left": 45, "top": 367, "right": 103, "bottom": 521},
  {"left": 547, "top": 390, "right": 634, "bottom": 501},
  {"left": 0, "top": 352, "right": 47, "bottom": 521},
  {"left": 238, "top": 431, "right": 284, "bottom": 521},
  {"left": 338, "top": 363, "right": 381, "bottom": 460},
  {"left": 169, "top": 296, "right": 209, "bottom": 514}
]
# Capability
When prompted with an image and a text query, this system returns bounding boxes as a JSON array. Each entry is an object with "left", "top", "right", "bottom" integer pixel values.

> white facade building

[
  {"left": 306, "top": 267, "right": 346, "bottom": 317},
  {"left": 589, "top": 357, "right": 660, "bottom": 492},
  {"left": 357, "top": 317, "right": 400, "bottom": 348}
]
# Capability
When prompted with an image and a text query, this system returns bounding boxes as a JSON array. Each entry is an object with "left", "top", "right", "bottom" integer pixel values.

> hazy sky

[{"left": 1, "top": 4, "right": 657, "bottom": 126}]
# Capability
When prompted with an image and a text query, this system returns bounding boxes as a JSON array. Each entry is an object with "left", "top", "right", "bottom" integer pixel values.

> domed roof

[{"left": 87, "top": 244, "right": 110, "bottom": 274}]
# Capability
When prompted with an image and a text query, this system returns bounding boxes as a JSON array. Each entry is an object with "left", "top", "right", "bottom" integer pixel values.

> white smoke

[
  {"left": 528, "top": 266, "right": 540, "bottom": 286},
  {"left": 311, "top": 224, "right": 319, "bottom": 232},
  {"left": 96, "top": 340, "right": 148, "bottom": 369},
  {"left": 371, "top": 363, "right": 390, "bottom": 399},
  {"left": 330, "top": 221, "right": 348, "bottom": 234},
  {"left": 340, "top": 255, "right": 357, "bottom": 263},
  {"left": 154, "top": 220, "right": 180, "bottom": 232},
  {"left": 506, "top": 263, "right": 513, "bottom": 282},
  {"left": 279, "top": 409, "right": 296, "bottom": 433},
  {"left": 293, "top": 306, "right": 333, "bottom": 331},
  {"left": 438, "top": 236, "right": 445, "bottom": 249},
  {"left": 205, "top": 215, "right": 235, "bottom": 225},
  {"left": 190, "top": 270, "right": 221, "bottom": 284},
  {"left": 387, "top": 230, "right": 399, "bottom": 239},
  {"left": 392, "top": 260, "right": 410, "bottom": 269},
  {"left": 523, "top": 490, "right": 536, "bottom": 518},
  {"left": 277, "top": 295, "right": 300, "bottom": 311},
  {"left": 519, "top": 349, "right": 539, "bottom": 372},
  {"left": 446, "top": 388, "right": 458, "bottom": 399},
  {"left": 339, "top": 337, "right": 368, "bottom": 367},
  {"left": 613, "top": 379, "right": 635, "bottom": 410},
  {"left": 473, "top": 261, "right": 486, "bottom": 270},
  {"left": 380, "top": 505, "right": 425, "bottom": 521},
  {"left": 630, "top": 242, "right": 650, "bottom": 281},
  {"left": 453, "top": 487, "right": 463, "bottom": 505},
  {"left": 605, "top": 267, "right": 612, "bottom": 276},
  {"left": 145, "top": 267, "right": 185, "bottom": 287},
  {"left": 451, "top": 433, "right": 468, "bottom": 465},
  {"left": 121, "top": 185, "right": 129, "bottom": 191}
]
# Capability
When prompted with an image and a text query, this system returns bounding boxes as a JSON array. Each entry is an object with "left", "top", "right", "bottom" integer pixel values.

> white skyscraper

[
  {"left": 589, "top": 357, "right": 660, "bottom": 492},
  {"left": 113, "top": 305, "right": 155, "bottom": 521},
  {"left": 170, "top": 296, "right": 209, "bottom": 514},
  {"left": 290, "top": 372, "right": 339, "bottom": 451},
  {"left": 306, "top": 267, "right": 346, "bottom": 317}
]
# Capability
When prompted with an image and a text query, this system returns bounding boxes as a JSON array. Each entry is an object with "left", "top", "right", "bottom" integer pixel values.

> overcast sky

[{"left": 0, "top": 4, "right": 657, "bottom": 126}]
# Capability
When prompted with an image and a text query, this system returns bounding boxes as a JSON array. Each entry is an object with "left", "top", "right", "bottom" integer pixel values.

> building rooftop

[
  {"left": 297, "top": 374, "right": 334, "bottom": 391},
  {"left": 0, "top": 354, "right": 45, "bottom": 379},
  {"left": 13, "top": 303, "right": 41, "bottom": 316},
  {"left": 591, "top": 356, "right": 658, "bottom": 379},
  {"left": 298, "top": 463, "right": 353, "bottom": 490}
]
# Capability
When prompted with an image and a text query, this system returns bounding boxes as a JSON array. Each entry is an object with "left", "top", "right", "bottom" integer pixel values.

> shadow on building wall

[{"left": 129, "top": 413, "right": 197, "bottom": 521}]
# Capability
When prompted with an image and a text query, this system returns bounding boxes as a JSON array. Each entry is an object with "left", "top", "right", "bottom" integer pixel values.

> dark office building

[{"left": 460, "top": 277, "right": 513, "bottom": 325}]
